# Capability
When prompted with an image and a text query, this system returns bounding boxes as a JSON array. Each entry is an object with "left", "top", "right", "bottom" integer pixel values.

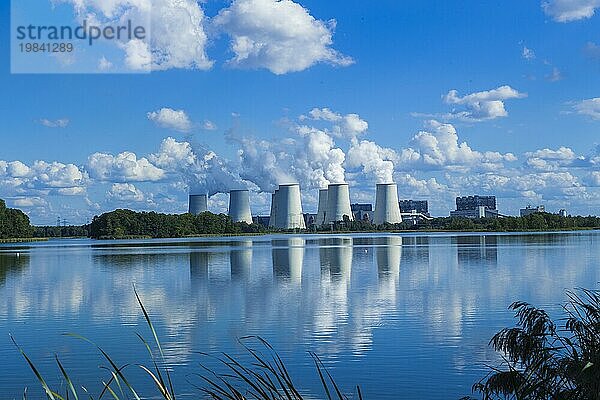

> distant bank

[{"left": 2, "top": 199, "right": 600, "bottom": 242}]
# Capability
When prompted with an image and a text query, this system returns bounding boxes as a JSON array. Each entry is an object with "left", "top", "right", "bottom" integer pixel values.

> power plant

[
  {"left": 228, "top": 189, "right": 253, "bottom": 224},
  {"left": 373, "top": 183, "right": 402, "bottom": 224},
  {"left": 269, "top": 184, "right": 306, "bottom": 229},
  {"left": 315, "top": 189, "right": 328, "bottom": 225},
  {"left": 188, "top": 194, "right": 208, "bottom": 215},
  {"left": 325, "top": 183, "right": 354, "bottom": 224}
]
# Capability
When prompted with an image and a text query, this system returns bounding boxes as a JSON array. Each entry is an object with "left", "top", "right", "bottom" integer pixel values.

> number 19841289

[{"left": 19, "top": 43, "right": 74, "bottom": 53}]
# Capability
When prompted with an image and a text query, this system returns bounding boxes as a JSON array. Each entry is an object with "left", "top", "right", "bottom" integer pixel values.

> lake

[{"left": 1, "top": 231, "right": 599, "bottom": 399}]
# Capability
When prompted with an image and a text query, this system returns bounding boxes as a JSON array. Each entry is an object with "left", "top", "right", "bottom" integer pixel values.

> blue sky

[{"left": 0, "top": 0, "right": 599, "bottom": 224}]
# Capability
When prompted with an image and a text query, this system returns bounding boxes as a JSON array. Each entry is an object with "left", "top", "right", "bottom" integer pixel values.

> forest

[
  {"left": 88, "top": 209, "right": 266, "bottom": 239},
  {"left": 0, "top": 199, "right": 33, "bottom": 239}
]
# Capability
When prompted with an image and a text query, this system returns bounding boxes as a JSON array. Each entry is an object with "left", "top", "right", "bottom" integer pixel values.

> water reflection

[
  {"left": 454, "top": 235, "right": 498, "bottom": 267},
  {"left": 2, "top": 232, "right": 600, "bottom": 400},
  {"left": 190, "top": 252, "right": 210, "bottom": 283},
  {"left": 0, "top": 252, "right": 29, "bottom": 285},
  {"left": 272, "top": 238, "right": 305, "bottom": 283},
  {"left": 375, "top": 236, "right": 402, "bottom": 279},
  {"left": 319, "top": 237, "right": 353, "bottom": 282},
  {"left": 230, "top": 241, "right": 252, "bottom": 281}
]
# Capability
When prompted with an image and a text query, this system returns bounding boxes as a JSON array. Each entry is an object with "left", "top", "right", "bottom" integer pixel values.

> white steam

[
  {"left": 346, "top": 139, "right": 397, "bottom": 184},
  {"left": 150, "top": 137, "right": 242, "bottom": 196}
]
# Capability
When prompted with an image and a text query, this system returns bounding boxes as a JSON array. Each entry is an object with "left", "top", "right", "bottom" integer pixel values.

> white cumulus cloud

[
  {"left": 442, "top": 85, "right": 527, "bottom": 122},
  {"left": 108, "top": 183, "right": 146, "bottom": 202},
  {"left": 542, "top": 0, "right": 600, "bottom": 22},
  {"left": 87, "top": 152, "right": 165, "bottom": 182},
  {"left": 147, "top": 108, "right": 192, "bottom": 132},
  {"left": 404, "top": 120, "right": 517, "bottom": 170},
  {"left": 213, "top": 0, "right": 353, "bottom": 74}
]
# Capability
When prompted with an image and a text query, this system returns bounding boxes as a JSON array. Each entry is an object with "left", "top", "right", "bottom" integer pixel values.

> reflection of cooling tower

[
  {"left": 316, "top": 189, "right": 328, "bottom": 226},
  {"left": 189, "top": 252, "right": 209, "bottom": 283},
  {"left": 272, "top": 184, "right": 306, "bottom": 229},
  {"left": 375, "top": 236, "right": 402, "bottom": 277},
  {"left": 373, "top": 183, "right": 402, "bottom": 224},
  {"left": 230, "top": 241, "right": 252, "bottom": 280},
  {"left": 319, "top": 237, "right": 353, "bottom": 280},
  {"left": 272, "top": 238, "right": 305, "bottom": 282},
  {"left": 189, "top": 194, "right": 208, "bottom": 215},
  {"left": 228, "top": 190, "right": 253, "bottom": 223},
  {"left": 325, "top": 183, "right": 354, "bottom": 223}
]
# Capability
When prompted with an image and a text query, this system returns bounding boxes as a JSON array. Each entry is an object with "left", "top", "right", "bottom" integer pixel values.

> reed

[{"left": 12, "top": 287, "right": 362, "bottom": 400}]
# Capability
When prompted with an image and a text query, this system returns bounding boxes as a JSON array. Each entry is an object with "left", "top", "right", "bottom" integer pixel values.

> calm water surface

[{"left": 1, "top": 231, "right": 599, "bottom": 399}]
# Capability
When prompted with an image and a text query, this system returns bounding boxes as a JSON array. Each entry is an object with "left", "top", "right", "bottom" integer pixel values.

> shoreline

[
  {"left": 0, "top": 237, "right": 49, "bottom": 243},
  {"left": 2, "top": 227, "right": 598, "bottom": 243}
]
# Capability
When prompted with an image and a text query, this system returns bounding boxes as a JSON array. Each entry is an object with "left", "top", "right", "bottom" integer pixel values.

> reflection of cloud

[{"left": 3, "top": 233, "right": 600, "bottom": 397}]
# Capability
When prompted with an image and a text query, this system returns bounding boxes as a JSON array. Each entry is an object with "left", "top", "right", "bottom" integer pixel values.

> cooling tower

[
  {"left": 373, "top": 183, "right": 402, "bottom": 225},
  {"left": 268, "top": 190, "right": 279, "bottom": 228},
  {"left": 273, "top": 184, "right": 306, "bottom": 229},
  {"left": 189, "top": 194, "right": 208, "bottom": 215},
  {"left": 325, "top": 183, "right": 354, "bottom": 223},
  {"left": 228, "top": 189, "right": 253, "bottom": 224},
  {"left": 315, "top": 189, "right": 328, "bottom": 226}
]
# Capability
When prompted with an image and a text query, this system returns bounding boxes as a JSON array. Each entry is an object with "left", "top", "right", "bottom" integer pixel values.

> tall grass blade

[
  {"left": 11, "top": 334, "right": 60, "bottom": 400},
  {"left": 55, "top": 355, "right": 79, "bottom": 400}
]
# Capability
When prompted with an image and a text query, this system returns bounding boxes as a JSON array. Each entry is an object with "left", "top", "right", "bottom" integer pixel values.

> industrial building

[
  {"left": 520, "top": 205, "right": 545, "bottom": 217},
  {"left": 450, "top": 195, "right": 499, "bottom": 219},
  {"left": 351, "top": 203, "right": 373, "bottom": 222},
  {"left": 456, "top": 195, "right": 496, "bottom": 211},
  {"left": 399, "top": 200, "right": 428, "bottom": 215}
]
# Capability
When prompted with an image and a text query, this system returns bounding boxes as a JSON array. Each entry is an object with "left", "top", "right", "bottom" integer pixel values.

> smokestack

[
  {"left": 189, "top": 194, "right": 208, "bottom": 215},
  {"left": 272, "top": 184, "right": 306, "bottom": 229},
  {"left": 269, "top": 189, "right": 279, "bottom": 228},
  {"left": 228, "top": 189, "right": 253, "bottom": 224},
  {"left": 373, "top": 183, "right": 402, "bottom": 225},
  {"left": 316, "top": 189, "right": 328, "bottom": 226},
  {"left": 325, "top": 183, "right": 354, "bottom": 223}
]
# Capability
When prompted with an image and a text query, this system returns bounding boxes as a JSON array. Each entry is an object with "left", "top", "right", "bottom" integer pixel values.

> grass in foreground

[{"left": 12, "top": 287, "right": 362, "bottom": 400}]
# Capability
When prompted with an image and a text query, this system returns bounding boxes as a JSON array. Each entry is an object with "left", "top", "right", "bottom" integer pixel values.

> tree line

[
  {"left": 88, "top": 209, "right": 266, "bottom": 239},
  {"left": 414, "top": 212, "right": 600, "bottom": 232},
  {"left": 2, "top": 197, "right": 600, "bottom": 240},
  {"left": 0, "top": 199, "right": 33, "bottom": 239}
]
